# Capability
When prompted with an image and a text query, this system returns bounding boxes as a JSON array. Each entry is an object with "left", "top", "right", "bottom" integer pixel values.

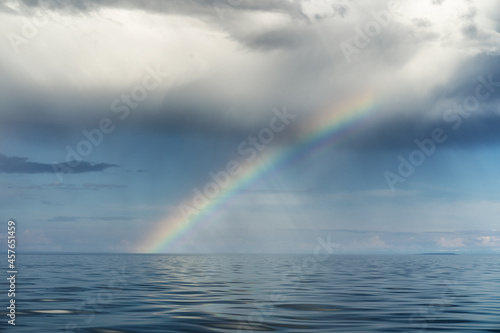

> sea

[{"left": 0, "top": 254, "right": 499, "bottom": 332}]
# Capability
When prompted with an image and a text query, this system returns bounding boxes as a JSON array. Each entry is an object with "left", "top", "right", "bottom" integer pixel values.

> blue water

[{"left": 1, "top": 254, "right": 499, "bottom": 332}]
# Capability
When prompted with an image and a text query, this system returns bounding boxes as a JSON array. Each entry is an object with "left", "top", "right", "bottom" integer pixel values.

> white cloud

[
  {"left": 437, "top": 237, "right": 466, "bottom": 248},
  {"left": 476, "top": 236, "right": 500, "bottom": 247},
  {"left": 368, "top": 234, "right": 389, "bottom": 248}
]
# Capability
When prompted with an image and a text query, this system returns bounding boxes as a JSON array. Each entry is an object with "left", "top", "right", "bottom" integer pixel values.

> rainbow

[{"left": 139, "top": 91, "right": 376, "bottom": 253}]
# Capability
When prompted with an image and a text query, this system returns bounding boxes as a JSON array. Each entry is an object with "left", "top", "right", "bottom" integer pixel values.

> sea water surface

[{"left": 1, "top": 254, "right": 499, "bottom": 332}]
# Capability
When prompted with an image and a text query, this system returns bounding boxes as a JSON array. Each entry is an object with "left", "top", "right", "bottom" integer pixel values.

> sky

[{"left": 0, "top": 0, "right": 500, "bottom": 254}]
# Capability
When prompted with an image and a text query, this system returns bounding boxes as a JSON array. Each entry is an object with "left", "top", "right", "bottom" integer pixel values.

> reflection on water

[{"left": 1, "top": 254, "right": 499, "bottom": 332}]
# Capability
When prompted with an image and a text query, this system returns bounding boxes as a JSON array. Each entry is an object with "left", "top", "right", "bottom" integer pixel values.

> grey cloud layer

[{"left": 1, "top": 0, "right": 499, "bottom": 150}]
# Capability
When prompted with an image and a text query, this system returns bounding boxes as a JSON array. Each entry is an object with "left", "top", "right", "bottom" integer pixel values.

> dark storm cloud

[
  {"left": 344, "top": 55, "right": 500, "bottom": 150},
  {"left": 161, "top": 52, "right": 500, "bottom": 149},
  {"left": 412, "top": 18, "right": 432, "bottom": 28},
  {"left": 343, "top": 113, "right": 500, "bottom": 152},
  {"left": 9, "top": 0, "right": 305, "bottom": 18},
  {"left": 0, "top": 153, "right": 117, "bottom": 174},
  {"left": 233, "top": 26, "right": 313, "bottom": 51},
  {"left": 1, "top": 0, "right": 499, "bottom": 152},
  {"left": 3, "top": 0, "right": 320, "bottom": 52},
  {"left": 0, "top": 2, "right": 18, "bottom": 14}
]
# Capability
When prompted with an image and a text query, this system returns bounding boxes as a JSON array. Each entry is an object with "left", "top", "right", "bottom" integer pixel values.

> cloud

[
  {"left": 0, "top": 153, "right": 117, "bottom": 174},
  {"left": 82, "top": 183, "right": 127, "bottom": 190},
  {"left": 126, "top": 169, "right": 147, "bottom": 173},
  {"left": 22, "top": 229, "right": 52, "bottom": 245},
  {"left": 476, "top": 236, "right": 500, "bottom": 247},
  {"left": 264, "top": 229, "right": 500, "bottom": 252},
  {"left": 0, "top": 0, "right": 499, "bottom": 151},
  {"left": 4, "top": 182, "right": 126, "bottom": 191},
  {"left": 46, "top": 215, "right": 133, "bottom": 222},
  {"left": 2, "top": 1, "right": 500, "bottom": 254},
  {"left": 437, "top": 237, "right": 466, "bottom": 248},
  {"left": 5, "top": 0, "right": 306, "bottom": 18},
  {"left": 367, "top": 234, "right": 389, "bottom": 248}
]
